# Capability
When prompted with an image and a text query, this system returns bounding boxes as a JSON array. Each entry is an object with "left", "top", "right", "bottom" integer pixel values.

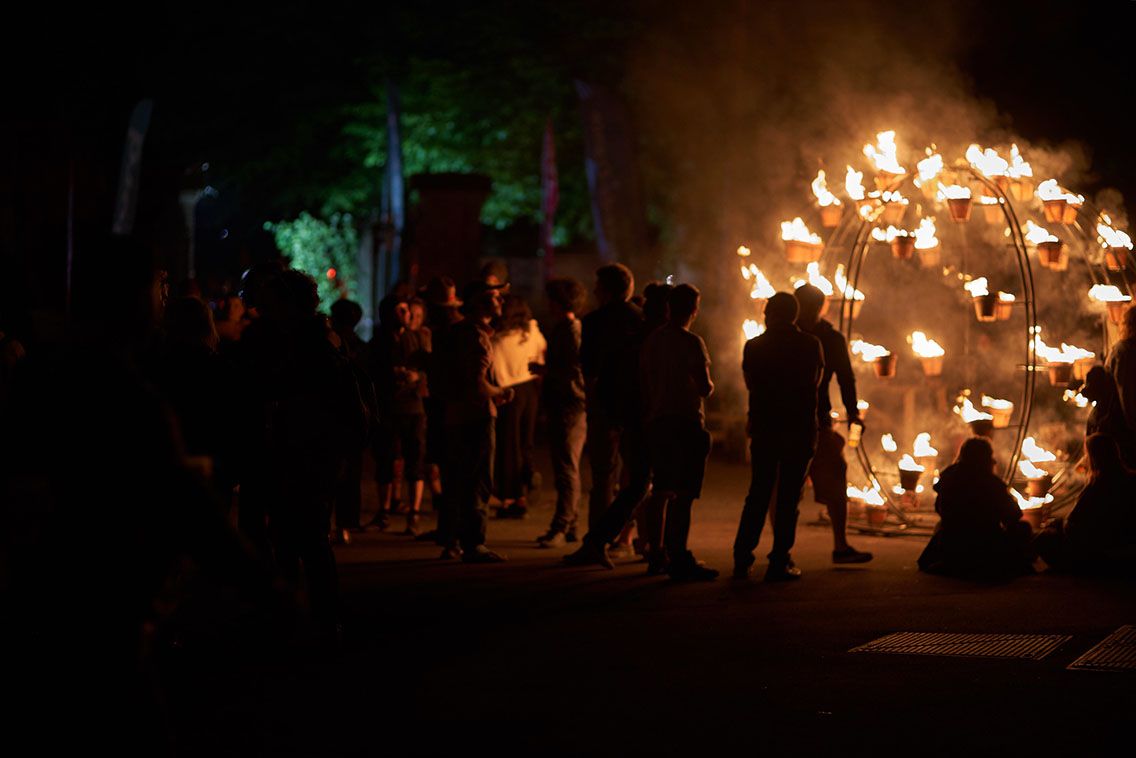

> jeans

[
  {"left": 586, "top": 415, "right": 651, "bottom": 545},
  {"left": 547, "top": 405, "right": 586, "bottom": 532},
  {"left": 441, "top": 418, "right": 495, "bottom": 551},
  {"left": 733, "top": 436, "right": 814, "bottom": 566}
]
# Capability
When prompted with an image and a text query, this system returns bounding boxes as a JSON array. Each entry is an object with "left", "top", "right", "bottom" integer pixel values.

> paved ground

[{"left": 164, "top": 456, "right": 1136, "bottom": 756}]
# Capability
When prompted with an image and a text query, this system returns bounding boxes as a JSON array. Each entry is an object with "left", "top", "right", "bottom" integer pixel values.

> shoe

[
  {"left": 765, "top": 560, "right": 803, "bottom": 582},
  {"left": 366, "top": 512, "right": 390, "bottom": 531},
  {"left": 668, "top": 552, "right": 719, "bottom": 582},
  {"left": 414, "top": 529, "right": 439, "bottom": 543},
  {"left": 563, "top": 542, "right": 614, "bottom": 569},
  {"left": 565, "top": 529, "right": 578, "bottom": 543},
  {"left": 439, "top": 545, "right": 462, "bottom": 560},
  {"left": 607, "top": 542, "right": 634, "bottom": 559},
  {"left": 403, "top": 513, "right": 420, "bottom": 537},
  {"left": 537, "top": 530, "right": 566, "bottom": 548},
  {"left": 462, "top": 545, "right": 508, "bottom": 564},
  {"left": 832, "top": 546, "right": 873, "bottom": 564},
  {"left": 494, "top": 503, "right": 528, "bottom": 520},
  {"left": 645, "top": 550, "right": 669, "bottom": 576}
]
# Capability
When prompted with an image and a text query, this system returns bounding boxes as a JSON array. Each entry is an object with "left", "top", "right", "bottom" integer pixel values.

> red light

[{"left": 326, "top": 268, "right": 337, "bottom": 279}]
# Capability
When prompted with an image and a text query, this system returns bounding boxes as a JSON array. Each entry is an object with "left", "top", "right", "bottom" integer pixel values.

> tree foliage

[{"left": 264, "top": 212, "right": 359, "bottom": 308}]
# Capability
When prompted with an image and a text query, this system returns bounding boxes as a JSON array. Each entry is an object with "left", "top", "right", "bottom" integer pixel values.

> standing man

[
  {"left": 733, "top": 292, "right": 823, "bottom": 581},
  {"left": 794, "top": 284, "right": 873, "bottom": 564},
  {"left": 639, "top": 284, "right": 718, "bottom": 580}
]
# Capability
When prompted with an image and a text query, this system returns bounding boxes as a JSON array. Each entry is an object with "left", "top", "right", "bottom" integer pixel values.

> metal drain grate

[
  {"left": 1067, "top": 626, "right": 1136, "bottom": 672},
  {"left": 850, "top": 632, "right": 1071, "bottom": 660}
]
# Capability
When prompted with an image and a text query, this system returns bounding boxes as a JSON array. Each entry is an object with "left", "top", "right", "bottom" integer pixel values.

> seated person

[
  {"left": 1034, "top": 433, "right": 1136, "bottom": 573},
  {"left": 918, "top": 437, "right": 1034, "bottom": 578}
]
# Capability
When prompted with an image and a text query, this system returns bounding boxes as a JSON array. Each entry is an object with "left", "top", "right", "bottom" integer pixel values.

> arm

[
  {"left": 832, "top": 333, "right": 861, "bottom": 422},
  {"left": 1110, "top": 346, "right": 1136, "bottom": 432},
  {"left": 693, "top": 335, "right": 713, "bottom": 398}
]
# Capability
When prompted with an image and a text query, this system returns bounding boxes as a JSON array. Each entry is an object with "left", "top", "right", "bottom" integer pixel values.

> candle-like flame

[
  {"left": 1008, "top": 144, "right": 1033, "bottom": 179},
  {"left": 1025, "top": 220, "right": 1059, "bottom": 245},
  {"left": 954, "top": 396, "right": 993, "bottom": 423},
  {"left": 812, "top": 170, "right": 842, "bottom": 208},
  {"left": 791, "top": 262, "right": 834, "bottom": 296},
  {"left": 863, "top": 130, "right": 905, "bottom": 175},
  {"left": 1012, "top": 489, "right": 1053, "bottom": 510},
  {"left": 1097, "top": 223, "right": 1134, "bottom": 250},
  {"left": 1021, "top": 436, "right": 1056, "bottom": 463},
  {"left": 880, "top": 189, "right": 909, "bottom": 206},
  {"left": 977, "top": 195, "right": 1002, "bottom": 206},
  {"left": 741, "top": 263, "right": 776, "bottom": 299},
  {"left": 781, "top": 217, "right": 822, "bottom": 245},
  {"left": 871, "top": 225, "right": 910, "bottom": 243},
  {"left": 913, "top": 217, "right": 939, "bottom": 249},
  {"left": 914, "top": 149, "right": 943, "bottom": 186},
  {"left": 850, "top": 339, "right": 891, "bottom": 362},
  {"left": 847, "top": 484, "right": 886, "bottom": 506},
  {"left": 898, "top": 453, "right": 925, "bottom": 472},
  {"left": 736, "top": 245, "right": 751, "bottom": 257},
  {"left": 937, "top": 184, "right": 972, "bottom": 201},
  {"left": 1037, "top": 179, "right": 1064, "bottom": 201},
  {"left": 1088, "top": 284, "right": 1132, "bottom": 303},
  {"left": 908, "top": 331, "right": 945, "bottom": 358},
  {"left": 1018, "top": 460, "right": 1050, "bottom": 479},
  {"left": 999, "top": 292, "right": 1016, "bottom": 303},
  {"left": 964, "top": 277, "right": 990, "bottom": 297},
  {"left": 881, "top": 433, "right": 898, "bottom": 452},
  {"left": 1031, "top": 328, "right": 1093, "bottom": 364},
  {"left": 845, "top": 166, "right": 866, "bottom": 201},
  {"left": 892, "top": 484, "right": 926, "bottom": 495},
  {"left": 857, "top": 399, "right": 870, "bottom": 413},
  {"left": 965, "top": 144, "right": 1010, "bottom": 177},
  {"left": 1063, "top": 389, "right": 1091, "bottom": 408},
  {"left": 833, "top": 264, "right": 866, "bottom": 301},
  {"left": 982, "top": 395, "right": 1013, "bottom": 410},
  {"left": 912, "top": 433, "right": 938, "bottom": 458},
  {"left": 742, "top": 319, "right": 765, "bottom": 340}
]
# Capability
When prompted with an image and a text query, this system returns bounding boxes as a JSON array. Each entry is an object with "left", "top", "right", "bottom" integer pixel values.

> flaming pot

[
  {"left": 820, "top": 205, "right": 843, "bottom": 228},
  {"left": 1062, "top": 203, "right": 1081, "bottom": 225},
  {"left": 918, "top": 245, "right": 941, "bottom": 269},
  {"left": 973, "top": 294, "right": 999, "bottom": 322},
  {"left": 1042, "top": 198, "right": 1067, "bottom": 224},
  {"left": 1037, "top": 241, "right": 1065, "bottom": 267},
  {"left": 1106, "top": 248, "right": 1129, "bottom": 272},
  {"left": 920, "top": 356, "right": 944, "bottom": 377},
  {"left": 882, "top": 203, "right": 907, "bottom": 226},
  {"left": 1009, "top": 179, "right": 1034, "bottom": 202},
  {"left": 1049, "top": 249, "right": 1069, "bottom": 271},
  {"left": 1020, "top": 507, "right": 1044, "bottom": 531},
  {"left": 1026, "top": 475, "right": 1053, "bottom": 498},
  {"left": 995, "top": 299, "right": 1014, "bottom": 321},
  {"left": 891, "top": 236, "right": 916, "bottom": 260},
  {"left": 866, "top": 504, "right": 888, "bottom": 525},
  {"left": 982, "top": 204, "right": 1003, "bottom": 224},
  {"left": 899, "top": 468, "right": 922, "bottom": 491},
  {"left": 968, "top": 418, "right": 994, "bottom": 438},
  {"left": 1107, "top": 301, "right": 1131, "bottom": 325},
  {"left": 833, "top": 297, "right": 863, "bottom": 322},
  {"left": 784, "top": 240, "right": 823, "bottom": 264},
  {"left": 874, "top": 171, "right": 903, "bottom": 191},
  {"left": 873, "top": 353, "right": 897, "bottom": 378},
  {"left": 1047, "top": 362, "right": 1075, "bottom": 387},
  {"left": 989, "top": 405, "right": 1013, "bottom": 429},
  {"left": 846, "top": 497, "right": 865, "bottom": 520},
  {"left": 946, "top": 198, "right": 972, "bottom": 222}
]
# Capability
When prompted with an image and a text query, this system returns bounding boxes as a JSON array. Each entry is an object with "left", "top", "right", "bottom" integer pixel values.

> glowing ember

[
  {"left": 1097, "top": 223, "right": 1134, "bottom": 250},
  {"left": 1012, "top": 490, "right": 1053, "bottom": 510},
  {"left": 1021, "top": 436, "right": 1057, "bottom": 463},
  {"left": 845, "top": 166, "right": 866, "bottom": 201},
  {"left": 781, "top": 217, "right": 822, "bottom": 245},
  {"left": 1018, "top": 460, "right": 1050, "bottom": 479},
  {"left": 914, "top": 149, "right": 943, "bottom": 186},
  {"left": 1063, "top": 389, "right": 1091, "bottom": 408},
  {"left": 912, "top": 433, "right": 938, "bottom": 458},
  {"left": 742, "top": 319, "right": 765, "bottom": 340},
  {"left": 908, "top": 331, "right": 945, "bottom": 358},
  {"left": 898, "top": 454, "right": 925, "bottom": 473},
  {"left": 965, "top": 144, "right": 1009, "bottom": 177},
  {"left": 954, "top": 396, "right": 993, "bottom": 423},
  {"left": 736, "top": 245, "right": 751, "bottom": 257},
  {"left": 812, "top": 170, "right": 842, "bottom": 208},
  {"left": 847, "top": 484, "right": 886, "bottom": 506},
  {"left": 871, "top": 225, "right": 910, "bottom": 243},
  {"left": 833, "top": 264, "right": 866, "bottom": 301},
  {"left": 1025, "top": 220, "right": 1060, "bottom": 245},
  {"left": 912, "top": 218, "right": 939, "bottom": 249},
  {"left": 851, "top": 339, "right": 891, "bottom": 362},
  {"left": 1007, "top": 144, "right": 1033, "bottom": 179},
  {"left": 1037, "top": 179, "right": 1065, "bottom": 202},
  {"left": 741, "top": 263, "right": 776, "bottom": 299},
  {"left": 863, "top": 130, "right": 905, "bottom": 175},
  {"left": 881, "top": 434, "right": 898, "bottom": 452},
  {"left": 937, "top": 184, "right": 971, "bottom": 201}
]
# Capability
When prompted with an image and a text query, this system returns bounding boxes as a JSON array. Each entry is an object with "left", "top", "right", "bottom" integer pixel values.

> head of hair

[
  {"left": 642, "top": 282, "right": 674, "bottom": 325},
  {"left": 480, "top": 259, "right": 509, "bottom": 286},
  {"left": 668, "top": 283, "right": 700, "bottom": 323},
  {"left": 281, "top": 269, "right": 319, "bottom": 317},
  {"left": 794, "top": 284, "right": 826, "bottom": 325},
  {"left": 378, "top": 291, "right": 408, "bottom": 329},
  {"left": 956, "top": 436, "right": 995, "bottom": 469},
  {"left": 498, "top": 293, "right": 532, "bottom": 332},
  {"left": 764, "top": 291, "right": 799, "bottom": 327},
  {"left": 545, "top": 277, "right": 587, "bottom": 315},
  {"left": 330, "top": 299, "right": 364, "bottom": 331},
  {"left": 1086, "top": 433, "right": 1125, "bottom": 479},
  {"left": 595, "top": 263, "right": 634, "bottom": 302},
  {"left": 164, "top": 295, "right": 218, "bottom": 349},
  {"left": 1081, "top": 365, "right": 1117, "bottom": 403},
  {"left": 460, "top": 280, "right": 503, "bottom": 317}
]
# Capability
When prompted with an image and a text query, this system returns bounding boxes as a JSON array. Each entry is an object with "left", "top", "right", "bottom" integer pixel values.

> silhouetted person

[
  {"left": 917, "top": 437, "right": 1034, "bottom": 579},
  {"left": 439, "top": 280, "right": 513, "bottom": 562},
  {"left": 564, "top": 264, "right": 648, "bottom": 568},
  {"left": 794, "top": 284, "right": 873, "bottom": 564},
  {"left": 533, "top": 278, "right": 588, "bottom": 547},
  {"left": 733, "top": 292, "right": 823, "bottom": 581},
  {"left": 330, "top": 299, "right": 375, "bottom": 540},
  {"left": 1081, "top": 365, "right": 1136, "bottom": 466},
  {"left": 640, "top": 284, "right": 718, "bottom": 581},
  {"left": 1034, "top": 433, "right": 1136, "bottom": 573},
  {"left": 1107, "top": 307, "right": 1136, "bottom": 437}
]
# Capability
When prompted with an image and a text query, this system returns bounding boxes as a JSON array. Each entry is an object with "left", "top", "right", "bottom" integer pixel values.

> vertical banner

[
  {"left": 111, "top": 99, "right": 154, "bottom": 235},
  {"left": 574, "top": 80, "right": 648, "bottom": 268},
  {"left": 540, "top": 118, "right": 559, "bottom": 278}
]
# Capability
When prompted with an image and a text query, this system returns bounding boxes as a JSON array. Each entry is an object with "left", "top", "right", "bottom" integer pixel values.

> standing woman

[{"left": 492, "top": 294, "right": 547, "bottom": 518}]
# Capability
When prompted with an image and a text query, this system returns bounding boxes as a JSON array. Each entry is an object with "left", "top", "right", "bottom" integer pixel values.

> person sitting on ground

[
  {"left": 1034, "top": 433, "right": 1136, "bottom": 573},
  {"left": 917, "top": 436, "right": 1034, "bottom": 578}
]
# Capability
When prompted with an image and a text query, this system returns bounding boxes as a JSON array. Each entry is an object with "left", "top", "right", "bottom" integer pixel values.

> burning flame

[
  {"left": 863, "top": 130, "right": 905, "bottom": 175},
  {"left": 1025, "top": 220, "right": 1059, "bottom": 245},
  {"left": 1008, "top": 144, "right": 1033, "bottom": 179},
  {"left": 833, "top": 264, "right": 866, "bottom": 301},
  {"left": 1012, "top": 490, "right": 1053, "bottom": 510},
  {"left": 1088, "top": 284, "right": 1132, "bottom": 303},
  {"left": 857, "top": 399, "right": 870, "bottom": 413},
  {"left": 812, "top": 170, "right": 842, "bottom": 208},
  {"left": 965, "top": 144, "right": 1009, "bottom": 177},
  {"left": 964, "top": 277, "right": 990, "bottom": 297},
  {"left": 908, "top": 331, "right": 945, "bottom": 358},
  {"left": 1063, "top": 389, "right": 1091, "bottom": 408},
  {"left": 978, "top": 195, "right": 1002, "bottom": 206},
  {"left": 847, "top": 484, "right": 886, "bottom": 506},
  {"left": 871, "top": 225, "right": 910, "bottom": 243},
  {"left": 880, "top": 189, "right": 909, "bottom": 206},
  {"left": 881, "top": 434, "right": 898, "bottom": 452},
  {"left": 781, "top": 217, "right": 822, "bottom": 245},
  {"left": 736, "top": 245, "right": 751, "bottom": 257},
  {"left": 914, "top": 149, "right": 943, "bottom": 186},
  {"left": 850, "top": 339, "right": 891, "bottom": 362},
  {"left": 1021, "top": 436, "right": 1056, "bottom": 463},
  {"left": 1097, "top": 223, "right": 1134, "bottom": 250},
  {"left": 1031, "top": 328, "right": 1093, "bottom": 365},
  {"left": 742, "top": 319, "right": 765, "bottom": 340},
  {"left": 1037, "top": 179, "right": 1064, "bottom": 201},
  {"left": 845, "top": 166, "right": 866, "bottom": 201},
  {"left": 954, "top": 396, "right": 993, "bottom": 423},
  {"left": 982, "top": 395, "right": 1013, "bottom": 411},
  {"left": 793, "top": 262, "right": 834, "bottom": 296},
  {"left": 937, "top": 184, "right": 972, "bottom": 201},
  {"left": 913, "top": 218, "right": 939, "bottom": 249},
  {"left": 893, "top": 484, "right": 926, "bottom": 495},
  {"left": 898, "top": 454, "right": 925, "bottom": 473},
  {"left": 912, "top": 433, "right": 938, "bottom": 458},
  {"left": 1018, "top": 460, "right": 1050, "bottom": 479},
  {"left": 741, "top": 263, "right": 776, "bottom": 299}
]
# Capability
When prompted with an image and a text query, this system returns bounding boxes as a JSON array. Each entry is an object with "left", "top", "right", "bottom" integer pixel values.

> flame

[
  {"left": 898, "top": 454, "right": 925, "bottom": 472},
  {"left": 1012, "top": 489, "right": 1053, "bottom": 510},
  {"left": 908, "top": 331, "right": 945, "bottom": 358},
  {"left": 857, "top": 399, "right": 870, "bottom": 413},
  {"left": 913, "top": 217, "right": 939, "bottom": 249},
  {"left": 847, "top": 484, "right": 886, "bottom": 506},
  {"left": 964, "top": 277, "right": 990, "bottom": 297},
  {"left": 863, "top": 130, "right": 905, "bottom": 175},
  {"left": 742, "top": 319, "right": 765, "bottom": 340},
  {"left": 1031, "top": 328, "right": 1092, "bottom": 364},
  {"left": 892, "top": 484, "right": 926, "bottom": 495},
  {"left": 1019, "top": 460, "right": 1050, "bottom": 479},
  {"left": 741, "top": 263, "right": 776, "bottom": 299},
  {"left": 1021, "top": 436, "right": 1057, "bottom": 463},
  {"left": 845, "top": 166, "right": 866, "bottom": 201},
  {"left": 1063, "top": 389, "right": 1091, "bottom": 408},
  {"left": 1088, "top": 284, "right": 1132, "bottom": 303},
  {"left": 736, "top": 245, "right": 751, "bottom": 257},
  {"left": 977, "top": 195, "right": 1002, "bottom": 206},
  {"left": 1008, "top": 144, "right": 1033, "bottom": 179},
  {"left": 812, "top": 170, "right": 842, "bottom": 208},
  {"left": 999, "top": 292, "right": 1016, "bottom": 302},
  {"left": 954, "top": 396, "right": 993, "bottom": 423},
  {"left": 965, "top": 144, "right": 1009, "bottom": 177},
  {"left": 871, "top": 225, "right": 910, "bottom": 243},
  {"left": 1025, "top": 220, "right": 1059, "bottom": 245},
  {"left": 792, "top": 262, "right": 834, "bottom": 296},
  {"left": 1097, "top": 223, "right": 1134, "bottom": 250},
  {"left": 881, "top": 433, "right": 898, "bottom": 452},
  {"left": 881, "top": 189, "right": 909, "bottom": 206},
  {"left": 850, "top": 339, "right": 891, "bottom": 362},
  {"left": 912, "top": 433, "right": 938, "bottom": 458},
  {"left": 833, "top": 264, "right": 866, "bottom": 301},
  {"left": 914, "top": 149, "right": 943, "bottom": 186},
  {"left": 781, "top": 217, "right": 823, "bottom": 245},
  {"left": 982, "top": 395, "right": 1013, "bottom": 410},
  {"left": 1037, "top": 179, "right": 1064, "bottom": 201},
  {"left": 937, "top": 184, "right": 972, "bottom": 201}
]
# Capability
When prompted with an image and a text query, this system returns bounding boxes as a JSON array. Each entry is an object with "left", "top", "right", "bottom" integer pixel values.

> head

[
  {"left": 462, "top": 281, "right": 506, "bottom": 321},
  {"left": 545, "top": 277, "right": 587, "bottom": 320},
  {"left": 1080, "top": 366, "right": 1116, "bottom": 403},
  {"left": 956, "top": 436, "right": 996, "bottom": 472},
  {"left": 763, "top": 291, "right": 800, "bottom": 328},
  {"left": 238, "top": 261, "right": 287, "bottom": 319},
  {"left": 164, "top": 295, "right": 219, "bottom": 351},
  {"left": 667, "top": 283, "right": 700, "bottom": 327},
  {"left": 594, "top": 263, "right": 634, "bottom": 306},
  {"left": 408, "top": 298, "right": 426, "bottom": 331},
  {"left": 212, "top": 295, "right": 248, "bottom": 342},
  {"left": 480, "top": 260, "right": 509, "bottom": 287},
  {"left": 422, "top": 276, "right": 462, "bottom": 310},
  {"left": 793, "top": 284, "right": 828, "bottom": 327},
  {"left": 1123, "top": 306, "right": 1136, "bottom": 341},
  {"left": 1086, "top": 433, "right": 1125, "bottom": 479},
  {"left": 280, "top": 269, "right": 320, "bottom": 319},
  {"left": 378, "top": 291, "right": 409, "bottom": 331},
  {"left": 498, "top": 294, "right": 532, "bottom": 333},
  {"left": 642, "top": 282, "right": 674, "bottom": 326},
  {"left": 330, "top": 298, "right": 364, "bottom": 334}
]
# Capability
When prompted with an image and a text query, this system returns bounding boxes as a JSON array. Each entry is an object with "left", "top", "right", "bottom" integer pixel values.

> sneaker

[
  {"left": 731, "top": 562, "right": 753, "bottom": 580},
  {"left": 668, "top": 553, "right": 719, "bottom": 582},
  {"left": 765, "top": 560, "right": 803, "bottom": 582},
  {"left": 565, "top": 529, "right": 579, "bottom": 543},
  {"left": 645, "top": 550, "right": 669, "bottom": 576},
  {"left": 366, "top": 512, "right": 390, "bottom": 531},
  {"left": 536, "top": 530, "right": 566, "bottom": 548},
  {"left": 403, "top": 514, "right": 421, "bottom": 537},
  {"left": 462, "top": 545, "right": 508, "bottom": 564},
  {"left": 832, "top": 546, "right": 873, "bottom": 564},
  {"left": 563, "top": 542, "right": 614, "bottom": 569},
  {"left": 439, "top": 545, "right": 463, "bottom": 560}
]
